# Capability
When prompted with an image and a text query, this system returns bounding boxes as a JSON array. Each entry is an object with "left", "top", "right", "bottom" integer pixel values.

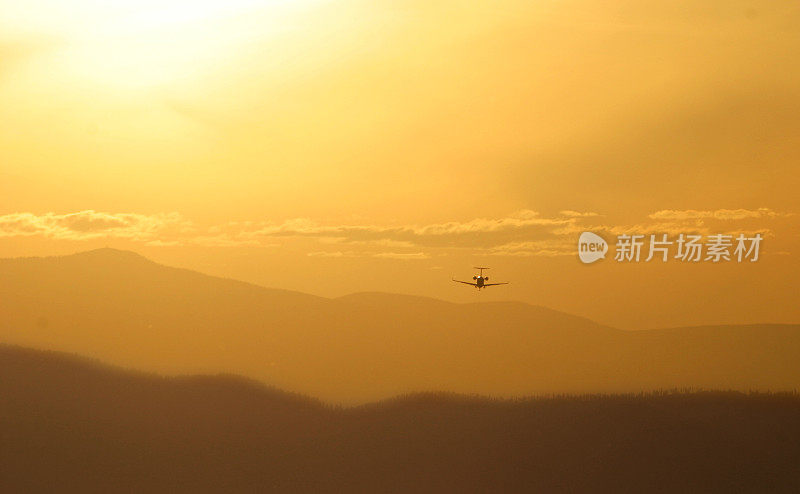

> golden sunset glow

[
  {"left": 2, "top": 3, "right": 800, "bottom": 490},
  {"left": 1, "top": 0, "right": 799, "bottom": 330}
]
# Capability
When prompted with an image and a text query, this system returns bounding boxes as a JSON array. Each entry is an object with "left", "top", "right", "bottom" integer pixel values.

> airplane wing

[
  {"left": 452, "top": 279, "right": 478, "bottom": 286},
  {"left": 483, "top": 282, "right": 509, "bottom": 286}
]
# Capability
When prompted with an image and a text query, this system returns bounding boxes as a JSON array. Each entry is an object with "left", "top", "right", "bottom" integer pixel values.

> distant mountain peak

[
  {"left": 68, "top": 247, "right": 152, "bottom": 262},
  {"left": 0, "top": 249, "right": 798, "bottom": 403}
]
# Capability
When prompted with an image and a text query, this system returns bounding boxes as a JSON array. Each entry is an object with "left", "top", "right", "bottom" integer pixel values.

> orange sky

[{"left": 1, "top": 0, "right": 798, "bottom": 329}]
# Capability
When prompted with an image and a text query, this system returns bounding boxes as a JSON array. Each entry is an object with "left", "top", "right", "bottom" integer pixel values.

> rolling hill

[
  {"left": 0, "top": 248, "right": 798, "bottom": 403},
  {"left": 1, "top": 344, "right": 799, "bottom": 493}
]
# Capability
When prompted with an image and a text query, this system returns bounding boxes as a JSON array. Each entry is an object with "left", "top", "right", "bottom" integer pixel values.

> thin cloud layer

[
  {"left": 246, "top": 210, "right": 582, "bottom": 249},
  {"left": 372, "top": 252, "right": 430, "bottom": 260},
  {"left": 0, "top": 208, "right": 791, "bottom": 258},
  {"left": 0, "top": 211, "right": 183, "bottom": 241},
  {"left": 649, "top": 208, "right": 789, "bottom": 221}
]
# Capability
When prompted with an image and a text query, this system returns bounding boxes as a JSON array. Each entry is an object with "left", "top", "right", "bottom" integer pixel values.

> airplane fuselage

[{"left": 452, "top": 267, "right": 506, "bottom": 289}]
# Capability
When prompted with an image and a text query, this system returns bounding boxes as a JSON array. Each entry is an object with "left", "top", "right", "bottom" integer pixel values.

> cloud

[
  {"left": 245, "top": 210, "right": 575, "bottom": 248},
  {"left": 145, "top": 239, "right": 181, "bottom": 247},
  {"left": 307, "top": 251, "right": 430, "bottom": 260},
  {"left": 307, "top": 251, "right": 357, "bottom": 258},
  {"left": 601, "top": 221, "right": 710, "bottom": 236},
  {"left": 0, "top": 211, "right": 263, "bottom": 247},
  {"left": 324, "top": 238, "right": 416, "bottom": 248},
  {"left": 372, "top": 252, "right": 430, "bottom": 260},
  {"left": 0, "top": 211, "right": 183, "bottom": 240},
  {"left": 3, "top": 208, "right": 788, "bottom": 259},
  {"left": 648, "top": 208, "right": 789, "bottom": 221},
  {"left": 559, "top": 210, "right": 601, "bottom": 218},
  {"left": 488, "top": 241, "right": 574, "bottom": 257}
]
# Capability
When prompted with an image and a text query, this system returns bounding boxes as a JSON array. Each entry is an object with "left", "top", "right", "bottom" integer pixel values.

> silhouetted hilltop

[
  {"left": 1, "top": 344, "right": 799, "bottom": 493},
  {"left": 69, "top": 246, "right": 153, "bottom": 262},
  {"left": 0, "top": 247, "right": 326, "bottom": 306},
  {"left": 0, "top": 249, "right": 799, "bottom": 403}
]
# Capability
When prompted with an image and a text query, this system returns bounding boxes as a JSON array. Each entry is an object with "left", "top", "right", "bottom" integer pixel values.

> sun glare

[{"left": 7, "top": 0, "right": 316, "bottom": 90}]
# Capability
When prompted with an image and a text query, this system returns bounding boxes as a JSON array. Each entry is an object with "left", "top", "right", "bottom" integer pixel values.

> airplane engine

[
  {"left": 485, "top": 277, "right": 489, "bottom": 281},
  {"left": 472, "top": 276, "right": 477, "bottom": 280}
]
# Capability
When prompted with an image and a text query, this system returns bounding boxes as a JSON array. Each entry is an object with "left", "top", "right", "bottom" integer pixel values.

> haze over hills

[
  {"left": 1, "top": 344, "right": 799, "bottom": 493},
  {"left": 0, "top": 248, "right": 798, "bottom": 403}
]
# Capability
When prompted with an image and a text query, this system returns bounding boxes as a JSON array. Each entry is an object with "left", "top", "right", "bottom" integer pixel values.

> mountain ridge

[
  {"left": 5, "top": 248, "right": 583, "bottom": 315},
  {"left": 1, "top": 343, "right": 799, "bottom": 493},
  {"left": 0, "top": 248, "right": 798, "bottom": 403}
]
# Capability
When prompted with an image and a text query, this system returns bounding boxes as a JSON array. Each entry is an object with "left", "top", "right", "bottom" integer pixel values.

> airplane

[{"left": 452, "top": 267, "right": 509, "bottom": 289}]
